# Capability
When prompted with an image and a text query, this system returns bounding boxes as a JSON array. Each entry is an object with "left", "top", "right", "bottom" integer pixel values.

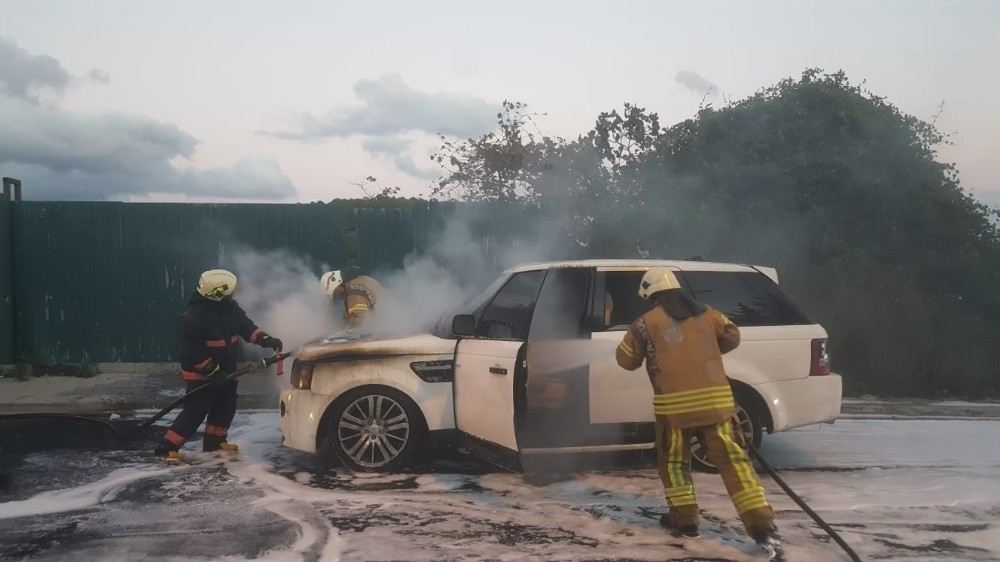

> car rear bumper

[
  {"left": 754, "top": 373, "right": 842, "bottom": 432},
  {"left": 279, "top": 389, "right": 334, "bottom": 454}
]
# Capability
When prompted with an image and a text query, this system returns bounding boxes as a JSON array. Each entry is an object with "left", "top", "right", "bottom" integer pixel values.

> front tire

[
  {"left": 689, "top": 400, "right": 762, "bottom": 473},
  {"left": 322, "top": 387, "right": 424, "bottom": 472}
]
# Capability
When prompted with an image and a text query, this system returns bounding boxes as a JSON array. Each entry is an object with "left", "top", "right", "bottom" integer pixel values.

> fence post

[{"left": 0, "top": 177, "right": 19, "bottom": 364}]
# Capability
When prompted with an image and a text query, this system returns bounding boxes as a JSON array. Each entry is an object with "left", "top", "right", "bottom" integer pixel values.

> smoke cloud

[
  {"left": 221, "top": 247, "right": 340, "bottom": 353},
  {"left": 364, "top": 205, "right": 569, "bottom": 337},
  {"left": 217, "top": 203, "right": 570, "bottom": 355}
]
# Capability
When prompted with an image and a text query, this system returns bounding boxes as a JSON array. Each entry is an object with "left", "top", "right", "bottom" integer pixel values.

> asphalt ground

[{"left": 1, "top": 410, "right": 998, "bottom": 562}]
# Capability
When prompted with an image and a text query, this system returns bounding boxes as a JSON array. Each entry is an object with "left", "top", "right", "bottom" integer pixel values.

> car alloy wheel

[{"left": 336, "top": 393, "right": 411, "bottom": 470}]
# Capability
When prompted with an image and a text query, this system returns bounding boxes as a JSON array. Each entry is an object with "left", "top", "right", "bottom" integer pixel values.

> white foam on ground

[
  {"left": 3, "top": 411, "right": 998, "bottom": 560},
  {"left": 0, "top": 466, "right": 172, "bottom": 520},
  {"left": 225, "top": 412, "right": 344, "bottom": 562}
]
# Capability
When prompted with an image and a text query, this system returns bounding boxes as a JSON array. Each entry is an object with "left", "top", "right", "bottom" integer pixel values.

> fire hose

[
  {"left": 0, "top": 352, "right": 292, "bottom": 452},
  {"left": 121, "top": 351, "right": 292, "bottom": 441},
  {"left": 748, "top": 443, "right": 863, "bottom": 562}
]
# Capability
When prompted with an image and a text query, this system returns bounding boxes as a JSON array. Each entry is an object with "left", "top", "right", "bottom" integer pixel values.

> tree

[
  {"left": 350, "top": 176, "right": 402, "bottom": 201},
  {"left": 432, "top": 70, "right": 1000, "bottom": 397},
  {"left": 431, "top": 101, "right": 553, "bottom": 202}
]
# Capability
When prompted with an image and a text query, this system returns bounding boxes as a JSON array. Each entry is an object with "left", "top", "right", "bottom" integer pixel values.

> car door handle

[{"left": 489, "top": 364, "right": 508, "bottom": 375}]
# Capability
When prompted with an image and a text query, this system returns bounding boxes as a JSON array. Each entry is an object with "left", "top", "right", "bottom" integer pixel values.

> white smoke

[
  {"left": 209, "top": 205, "right": 568, "bottom": 361},
  {"left": 366, "top": 206, "right": 566, "bottom": 337},
  {"left": 221, "top": 247, "right": 341, "bottom": 352}
]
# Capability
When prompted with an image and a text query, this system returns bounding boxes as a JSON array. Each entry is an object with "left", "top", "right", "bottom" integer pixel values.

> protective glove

[{"left": 258, "top": 333, "right": 283, "bottom": 352}]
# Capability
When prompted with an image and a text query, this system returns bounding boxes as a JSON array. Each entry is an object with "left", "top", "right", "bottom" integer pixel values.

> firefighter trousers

[
  {"left": 655, "top": 416, "right": 775, "bottom": 535},
  {"left": 159, "top": 380, "right": 238, "bottom": 452}
]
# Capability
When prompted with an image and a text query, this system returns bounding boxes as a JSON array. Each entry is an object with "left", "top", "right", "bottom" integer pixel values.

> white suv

[{"left": 280, "top": 260, "right": 842, "bottom": 471}]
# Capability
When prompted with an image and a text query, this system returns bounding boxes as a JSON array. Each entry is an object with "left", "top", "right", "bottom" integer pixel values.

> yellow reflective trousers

[{"left": 655, "top": 416, "right": 776, "bottom": 534}]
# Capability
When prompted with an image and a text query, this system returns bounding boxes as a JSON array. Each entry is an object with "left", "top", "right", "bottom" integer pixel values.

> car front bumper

[
  {"left": 279, "top": 389, "right": 335, "bottom": 454},
  {"left": 754, "top": 373, "right": 842, "bottom": 432}
]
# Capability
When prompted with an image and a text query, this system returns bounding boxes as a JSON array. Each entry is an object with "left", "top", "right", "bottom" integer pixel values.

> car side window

[
  {"left": 528, "top": 267, "right": 592, "bottom": 340},
  {"left": 679, "top": 271, "right": 812, "bottom": 326},
  {"left": 600, "top": 271, "right": 653, "bottom": 330},
  {"left": 477, "top": 270, "right": 546, "bottom": 340}
]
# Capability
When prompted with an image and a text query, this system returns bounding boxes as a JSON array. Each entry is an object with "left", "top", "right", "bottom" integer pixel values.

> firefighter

[
  {"left": 615, "top": 267, "right": 779, "bottom": 548},
  {"left": 320, "top": 266, "right": 384, "bottom": 327},
  {"left": 154, "top": 269, "right": 283, "bottom": 461}
]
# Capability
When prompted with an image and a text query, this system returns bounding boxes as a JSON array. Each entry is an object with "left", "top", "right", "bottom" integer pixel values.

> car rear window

[{"left": 679, "top": 270, "right": 812, "bottom": 326}]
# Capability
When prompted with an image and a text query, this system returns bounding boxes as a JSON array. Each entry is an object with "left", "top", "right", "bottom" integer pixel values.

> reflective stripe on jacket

[
  {"left": 343, "top": 275, "right": 384, "bottom": 327},
  {"left": 616, "top": 304, "right": 740, "bottom": 428},
  {"left": 178, "top": 292, "right": 262, "bottom": 379}
]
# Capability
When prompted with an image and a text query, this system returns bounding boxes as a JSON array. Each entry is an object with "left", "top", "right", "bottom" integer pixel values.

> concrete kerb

[{"left": 0, "top": 362, "right": 282, "bottom": 414}]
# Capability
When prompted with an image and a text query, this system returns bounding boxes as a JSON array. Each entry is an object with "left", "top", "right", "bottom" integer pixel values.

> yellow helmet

[
  {"left": 638, "top": 267, "right": 681, "bottom": 300},
  {"left": 197, "top": 269, "right": 238, "bottom": 301}
]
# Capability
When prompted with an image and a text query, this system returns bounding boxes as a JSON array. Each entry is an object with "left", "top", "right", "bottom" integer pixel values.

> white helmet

[
  {"left": 197, "top": 269, "right": 238, "bottom": 301},
  {"left": 638, "top": 267, "right": 681, "bottom": 300},
  {"left": 320, "top": 270, "right": 343, "bottom": 298}
]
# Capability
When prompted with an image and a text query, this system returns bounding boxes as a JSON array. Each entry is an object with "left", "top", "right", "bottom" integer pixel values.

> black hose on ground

[
  {"left": 749, "top": 444, "right": 863, "bottom": 562},
  {"left": 121, "top": 352, "right": 292, "bottom": 441}
]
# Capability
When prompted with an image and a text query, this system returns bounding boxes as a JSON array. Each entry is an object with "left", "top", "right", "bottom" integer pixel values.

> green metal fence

[
  {"left": 0, "top": 198, "right": 14, "bottom": 364},
  {"left": 0, "top": 200, "right": 534, "bottom": 364}
]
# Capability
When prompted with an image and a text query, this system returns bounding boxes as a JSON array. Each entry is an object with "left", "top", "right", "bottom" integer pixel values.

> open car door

[
  {"left": 453, "top": 270, "right": 545, "bottom": 469},
  {"left": 454, "top": 339, "right": 525, "bottom": 468}
]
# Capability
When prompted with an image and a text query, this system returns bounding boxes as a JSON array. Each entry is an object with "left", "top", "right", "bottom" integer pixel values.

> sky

[{"left": 1, "top": 0, "right": 998, "bottom": 204}]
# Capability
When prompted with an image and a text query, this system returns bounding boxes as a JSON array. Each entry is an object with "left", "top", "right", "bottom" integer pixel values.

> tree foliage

[
  {"left": 431, "top": 101, "right": 556, "bottom": 202},
  {"left": 433, "top": 69, "right": 1000, "bottom": 397}
]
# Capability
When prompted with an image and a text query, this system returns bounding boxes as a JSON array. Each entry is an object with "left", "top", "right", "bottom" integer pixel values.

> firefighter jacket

[
  {"left": 178, "top": 292, "right": 265, "bottom": 382},
  {"left": 343, "top": 275, "right": 384, "bottom": 327},
  {"left": 616, "top": 303, "right": 741, "bottom": 429}
]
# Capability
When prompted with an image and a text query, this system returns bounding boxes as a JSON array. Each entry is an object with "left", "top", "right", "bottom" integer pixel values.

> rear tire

[
  {"left": 689, "top": 399, "right": 762, "bottom": 473},
  {"left": 321, "top": 386, "right": 425, "bottom": 472}
]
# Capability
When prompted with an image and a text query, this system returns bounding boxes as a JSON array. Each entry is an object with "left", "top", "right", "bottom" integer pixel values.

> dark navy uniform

[{"left": 156, "top": 292, "right": 269, "bottom": 454}]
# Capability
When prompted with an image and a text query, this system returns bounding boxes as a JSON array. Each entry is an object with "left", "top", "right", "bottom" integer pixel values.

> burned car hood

[{"left": 295, "top": 331, "right": 456, "bottom": 362}]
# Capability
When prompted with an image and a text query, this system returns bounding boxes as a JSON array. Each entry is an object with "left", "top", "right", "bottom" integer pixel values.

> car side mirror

[{"left": 452, "top": 314, "right": 476, "bottom": 337}]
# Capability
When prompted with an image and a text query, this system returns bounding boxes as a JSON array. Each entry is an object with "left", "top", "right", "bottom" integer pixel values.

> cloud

[
  {"left": 674, "top": 70, "right": 718, "bottom": 97},
  {"left": 3, "top": 158, "right": 295, "bottom": 201},
  {"left": 0, "top": 99, "right": 197, "bottom": 176},
  {"left": 0, "top": 39, "right": 295, "bottom": 201},
  {"left": 0, "top": 96, "right": 295, "bottom": 199},
  {"left": 362, "top": 135, "right": 439, "bottom": 180},
  {"left": 0, "top": 36, "right": 71, "bottom": 100},
  {"left": 264, "top": 73, "right": 495, "bottom": 179},
  {"left": 265, "top": 73, "right": 497, "bottom": 140},
  {"left": 86, "top": 68, "right": 111, "bottom": 84}
]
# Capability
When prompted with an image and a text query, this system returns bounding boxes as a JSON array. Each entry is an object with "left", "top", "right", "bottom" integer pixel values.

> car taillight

[
  {"left": 410, "top": 360, "right": 455, "bottom": 382},
  {"left": 810, "top": 338, "right": 831, "bottom": 376},
  {"left": 290, "top": 360, "right": 314, "bottom": 390}
]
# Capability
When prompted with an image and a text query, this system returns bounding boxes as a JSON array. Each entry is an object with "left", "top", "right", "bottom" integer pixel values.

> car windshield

[{"left": 430, "top": 273, "right": 511, "bottom": 338}]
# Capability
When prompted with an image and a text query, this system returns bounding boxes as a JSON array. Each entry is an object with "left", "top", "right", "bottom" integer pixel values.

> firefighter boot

[
  {"left": 752, "top": 529, "right": 782, "bottom": 559},
  {"left": 153, "top": 443, "right": 188, "bottom": 463},
  {"left": 659, "top": 511, "right": 700, "bottom": 538},
  {"left": 203, "top": 434, "right": 239, "bottom": 453}
]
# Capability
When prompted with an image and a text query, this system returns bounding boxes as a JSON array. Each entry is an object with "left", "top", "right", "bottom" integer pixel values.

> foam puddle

[{"left": 0, "top": 466, "right": 171, "bottom": 520}]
